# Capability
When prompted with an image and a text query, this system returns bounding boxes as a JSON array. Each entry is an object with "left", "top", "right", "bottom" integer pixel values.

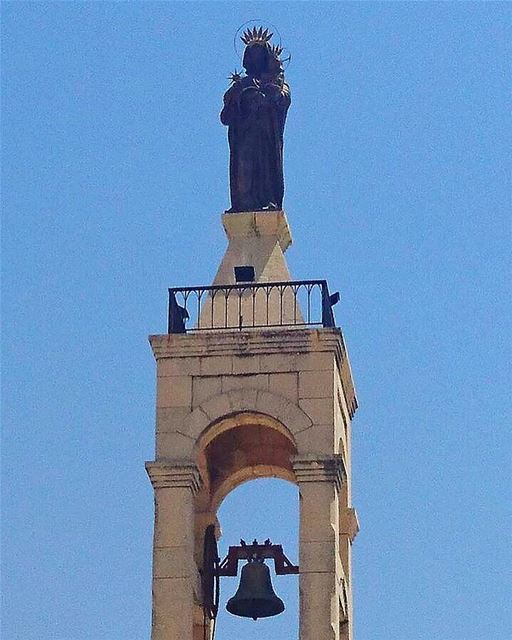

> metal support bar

[{"left": 218, "top": 541, "right": 299, "bottom": 576}]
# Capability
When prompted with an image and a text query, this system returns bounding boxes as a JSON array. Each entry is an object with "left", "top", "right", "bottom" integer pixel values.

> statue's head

[
  {"left": 241, "top": 27, "right": 281, "bottom": 77},
  {"left": 242, "top": 42, "right": 271, "bottom": 76}
]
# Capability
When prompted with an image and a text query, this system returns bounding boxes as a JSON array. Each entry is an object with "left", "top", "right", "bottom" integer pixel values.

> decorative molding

[
  {"left": 221, "top": 209, "right": 292, "bottom": 252},
  {"left": 145, "top": 460, "right": 202, "bottom": 494},
  {"left": 339, "top": 507, "right": 360, "bottom": 542},
  {"left": 150, "top": 327, "right": 342, "bottom": 359},
  {"left": 291, "top": 454, "right": 346, "bottom": 488}
]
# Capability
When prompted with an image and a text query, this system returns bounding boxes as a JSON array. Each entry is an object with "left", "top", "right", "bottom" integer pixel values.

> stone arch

[
  {"left": 194, "top": 410, "right": 298, "bottom": 511},
  {"left": 182, "top": 387, "right": 313, "bottom": 445},
  {"left": 210, "top": 462, "right": 297, "bottom": 512},
  {"left": 189, "top": 390, "right": 310, "bottom": 573}
]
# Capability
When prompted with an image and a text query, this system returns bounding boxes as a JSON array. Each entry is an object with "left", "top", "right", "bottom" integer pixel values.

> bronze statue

[{"left": 221, "top": 27, "right": 291, "bottom": 213}]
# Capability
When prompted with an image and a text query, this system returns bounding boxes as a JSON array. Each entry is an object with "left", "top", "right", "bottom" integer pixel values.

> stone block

[
  {"left": 153, "top": 547, "right": 196, "bottom": 579},
  {"left": 200, "top": 355, "right": 233, "bottom": 375},
  {"left": 299, "top": 398, "right": 334, "bottom": 425},
  {"left": 296, "top": 352, "right": 334, "bottom": 372},
  {"left": 300, "top": 541, "right": 338, "bottom": 573},
  {"left": 268, "top": 372, "right": 298, "bottom": 402},
  {"left": 260, "top": 352, "right": 298, "bottom": 373},
  {"left": 156, "top": 431, "right": 194, "bottom": 458},
  {"left": 157, "top": 376, "right": 192, "bottom": 408},
  {"left": 158, "top": 357, "right": 200, "bottom": 377},
  {"left": 299, "top": 370, "right": 334, "bottom": 399},
  {"left": 201, "top": 393, "right": 231, "bottom": 422},
  {"left": 295, "top": 424, "right": 336, "bottom": 454},
  {"left": 227, "top": 388, "right": 259, "bottom": 412},
  {"left": 156, "top": 407, "right": 191, "bottom": 433},
  {"left": 181, "top": 407, "right": 210, "bottom": 440},
  {"left": 154, "top": 489, "right": 194, "bottom": 547},
  {"left": 299, "top": 572, "right": 337, "bottom": 640},
  {"left": 232, "top": 354, "right": 261, "bottom": 374},
  {"left": 339, "top": 507, "right": 360, "bottom": 542},
  {"left": 222, "top": 374, "right": 268, "bottom": 393},
  {"left": 192, "top": 376, "right": 222, "bottom": 407},
  {"left": 255, "top": 390, "right": 297, "bottom": 428},
  {"left": 152, "top": 577, "right": 195, "bottom": 636},
  {"left": 299, "top": 486, "right": 337, "bottom": 543}
]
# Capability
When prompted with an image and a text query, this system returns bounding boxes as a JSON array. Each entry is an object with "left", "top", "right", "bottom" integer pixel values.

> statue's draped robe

[{"left": 221, "top": 76, "right": 291, "bottom": 212}]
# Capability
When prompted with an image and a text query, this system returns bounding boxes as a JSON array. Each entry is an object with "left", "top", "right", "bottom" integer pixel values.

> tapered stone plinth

[{"left": 199, "top": 210, "right": 302, "bottom": 329}]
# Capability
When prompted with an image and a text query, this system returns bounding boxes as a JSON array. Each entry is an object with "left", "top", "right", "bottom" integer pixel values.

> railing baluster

[
  {"left": 210, "top": 290, "right": 215, "bottom": 329},
  {"left": 238, "top": 289, "right": 242, "bottom": 330}
]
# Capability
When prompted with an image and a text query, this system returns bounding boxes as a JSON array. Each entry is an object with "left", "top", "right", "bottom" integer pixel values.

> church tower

[{"left": 145, "top": 26, "right": 359, "bottom": 640}]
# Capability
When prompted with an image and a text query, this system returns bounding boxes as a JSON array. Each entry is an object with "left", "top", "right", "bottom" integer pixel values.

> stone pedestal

[
  {"left": 214, "top": 210, "right": 292, "bottom": 285},
  {"left": 199, "top": 210, "right": 300, "bottom": 329}
]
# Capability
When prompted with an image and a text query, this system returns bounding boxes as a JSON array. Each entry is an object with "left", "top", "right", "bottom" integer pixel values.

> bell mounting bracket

[
  {"left": 217, "top": 538, "right": 299, "bottom": 576},
  {"left": 201, "top": 525, "right": 220, "bottom": 621}
]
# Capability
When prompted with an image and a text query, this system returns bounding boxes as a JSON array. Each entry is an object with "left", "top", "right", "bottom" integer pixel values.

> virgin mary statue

[{"left": 221, "top": 27, "right": 291, "bottom": 213}]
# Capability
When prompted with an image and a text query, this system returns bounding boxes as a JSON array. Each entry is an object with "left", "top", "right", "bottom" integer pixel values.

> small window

[{"left": 234, "top": 266, "right": 255, "bottom": 282}]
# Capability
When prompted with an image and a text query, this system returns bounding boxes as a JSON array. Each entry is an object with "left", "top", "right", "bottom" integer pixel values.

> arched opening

[
  {"left": 193, "top": 412, "right": 300, "bottom": 639},
  {"left": 205, "top": 421, "right": 296, "bottom": 510},
  {"left": 194, "top": 410, "right": 297, "bottom": 509},
  {"left": 215, "top": 478, "right": 299, "bottom": 640}
]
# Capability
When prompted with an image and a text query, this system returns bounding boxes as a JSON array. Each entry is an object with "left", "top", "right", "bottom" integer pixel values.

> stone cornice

[
  {"left": 150, "top": 327, "right": 342, "bottom": 359},
  {"left": 145, "top": 460, "right": 202, "bottom": 494},
  {"left": 291, "top": 454, "right": 346, "bottom": 488}
]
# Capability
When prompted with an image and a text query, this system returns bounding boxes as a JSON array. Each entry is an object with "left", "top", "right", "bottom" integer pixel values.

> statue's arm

[{"left": 220, "top": 83, "right": 241, "bottom": 126}]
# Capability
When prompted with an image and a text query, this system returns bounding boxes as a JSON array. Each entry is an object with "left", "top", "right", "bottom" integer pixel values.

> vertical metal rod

[
  {"left": 167, "top": 290, "right": 172, "bottom": 334},
  {"left": 321, "top": 282, "right": 328, "bottom": 327},
  {"left": 238, "top": 289, "right": 242, "bottom": 330}
]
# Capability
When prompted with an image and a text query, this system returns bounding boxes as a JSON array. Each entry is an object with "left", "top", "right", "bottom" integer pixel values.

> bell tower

[{"left": 145, "top": 25, "right": 359, "bottom": 640}]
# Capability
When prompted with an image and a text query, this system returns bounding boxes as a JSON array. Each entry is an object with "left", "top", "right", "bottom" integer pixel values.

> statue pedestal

[
  {"left": 213, "top": 209, "right": 292, "bottom": 286},
  {"left": 198, "top": 210, "right": 296, "bottom": 329}
]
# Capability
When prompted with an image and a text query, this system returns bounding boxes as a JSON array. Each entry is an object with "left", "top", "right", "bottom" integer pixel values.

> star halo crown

[{"left": 240, "top": 26, "right": 273, "bottom": 47}]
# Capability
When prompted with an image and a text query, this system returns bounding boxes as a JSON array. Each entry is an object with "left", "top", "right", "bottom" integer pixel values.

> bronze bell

[{"left": 226, "top": 559, "right": 285, "bottom": 620}]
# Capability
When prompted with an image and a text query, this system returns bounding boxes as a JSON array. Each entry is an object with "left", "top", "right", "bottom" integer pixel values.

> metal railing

[{"left": 167, "top": 279, "right": 339, "bottom": 334}]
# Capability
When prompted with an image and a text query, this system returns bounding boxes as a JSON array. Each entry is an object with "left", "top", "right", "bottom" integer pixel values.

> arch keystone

[{"left": 227, "top": 388, "right": 259, "bottom": 412}]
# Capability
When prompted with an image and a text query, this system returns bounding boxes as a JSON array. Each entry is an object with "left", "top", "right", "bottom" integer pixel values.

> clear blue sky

[{"left": 2, "top": 2, "right": 510, "bottom": 639}]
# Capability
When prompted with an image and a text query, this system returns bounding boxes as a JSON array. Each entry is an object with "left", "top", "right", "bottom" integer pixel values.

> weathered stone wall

[{"left": 146, "top": 327, "right": 358, "bottom": 640}]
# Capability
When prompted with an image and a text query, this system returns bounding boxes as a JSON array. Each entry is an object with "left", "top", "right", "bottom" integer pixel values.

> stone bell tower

[{"left": 145, "top": 25, "right": 358, "bottom": 640}]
